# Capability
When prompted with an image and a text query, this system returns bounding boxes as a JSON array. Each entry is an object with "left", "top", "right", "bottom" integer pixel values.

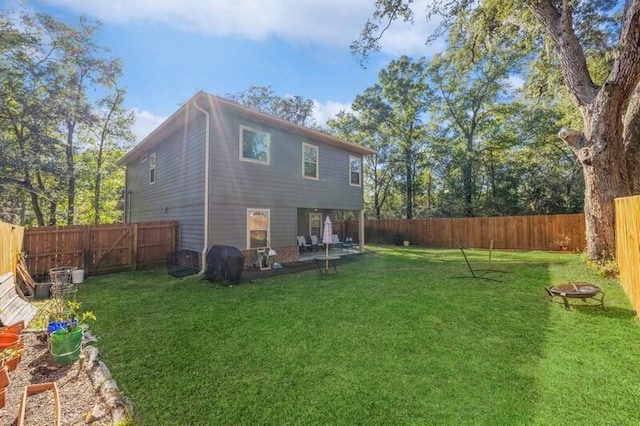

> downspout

[
  {"left": 119, "top": 164, "right": 130, "bottom": 223},
  {"left": 193, "top": 101, "right": 211, "bottom": 274},
  {"left": 359, "top": 209, "right": 365, "bottom": 252}
]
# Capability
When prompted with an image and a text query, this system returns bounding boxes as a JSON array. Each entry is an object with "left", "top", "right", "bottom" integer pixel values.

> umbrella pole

[{"left": 325, "top": 243, "right": 328, "bottom": 271}]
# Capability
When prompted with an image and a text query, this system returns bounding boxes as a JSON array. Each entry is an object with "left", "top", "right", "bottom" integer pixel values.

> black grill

[{"left": 204, "top": 245, "right": 245, "bottom": 285}]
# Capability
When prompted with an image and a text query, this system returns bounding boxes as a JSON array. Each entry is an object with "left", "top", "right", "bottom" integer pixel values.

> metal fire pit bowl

[{"left": 544, "top": 282, "right": 606, "bottom": 311}]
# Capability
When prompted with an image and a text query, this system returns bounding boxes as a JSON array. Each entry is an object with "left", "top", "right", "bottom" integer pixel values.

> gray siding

[
  {"left": 127, "top": 116, "right": 206, "bottom": 251},
  {"left": 210, "top": 205, "right": 295, "bottom": 249},
  {"left": 210, "top": 109, "right": 363, "bottom": 210},
  {"left": 208, "top": 107, "right": 364, "bottom": 250},
  {"left": 124, "top": 96, "right": 365, "bottom": 253}
]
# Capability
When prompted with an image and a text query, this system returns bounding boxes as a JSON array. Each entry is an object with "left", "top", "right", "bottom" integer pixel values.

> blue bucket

[{"left": 47, "top": 320, "right": 77, "bottom": 335}]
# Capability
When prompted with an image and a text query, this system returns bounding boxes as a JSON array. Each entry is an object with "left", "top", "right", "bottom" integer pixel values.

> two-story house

[{"left": 118, "top": 91, "right": 374, "bottom": 270}]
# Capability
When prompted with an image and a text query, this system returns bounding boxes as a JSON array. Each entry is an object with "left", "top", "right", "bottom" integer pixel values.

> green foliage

[
  {"left": 0, "top": 8, "right": 133, "bottom": 226},
  {"left": 224, "top": 85, "right": 316, "bottom": 127},
  {"left": 78, "top": 247, "right": 640, "bottom": 424},
  {"left": 329, "top": 56, "right": 430, "bottom": 219},
  {"left": 342, "top": 0, "right": 606, "bottom": 219}
]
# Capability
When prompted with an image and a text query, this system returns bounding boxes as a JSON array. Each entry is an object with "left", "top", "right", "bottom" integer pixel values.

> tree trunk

[
  {"left": 582, "top": 157, "right": 628, "bottom": 259},
  {"left": 405, "top": 148, "right": 414, "bottom": 219},
  {"left": 463, "top": 138, "right": 474, "bottom": 216},
  {"left": 66, "top": 121, "right": 76, "bottom": 225},
  {"left": 29, "top": 190, "right": 45, "bottom": 226},
  {"left": 559, "top": 114, "right": 631, "bottom": 259},
  {"left": 426, "top": 171, "right": 432, "bottom": 211},
  {"left": 48, "top": 201, "right": 57, "bottom": 226},
  {"left": 94, "top": 144, "right": 104, "bottom": 224},
  {"left": 528, "top": 0, "right": 640, "bottom": 260}
]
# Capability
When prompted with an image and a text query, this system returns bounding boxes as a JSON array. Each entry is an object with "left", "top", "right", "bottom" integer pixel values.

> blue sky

[{"left": 8, "top": 0, "right": 445, "bottom": 142}]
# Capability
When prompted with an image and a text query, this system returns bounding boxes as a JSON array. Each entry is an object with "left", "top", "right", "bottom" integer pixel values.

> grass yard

[{"left": 78, "top": 246, "right": 640, "bottom": 425}]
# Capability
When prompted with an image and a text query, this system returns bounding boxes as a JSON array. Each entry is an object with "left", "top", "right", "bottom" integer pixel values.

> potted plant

[
  {"left": 0, "top": 342, "right": 24, "bottom": 371},
  {"left": 0, "top": 365, "right": 8, "bottom": 410},
  {"left": 0, "top": 320, "right": 25, "bottom": 334},
  {"left": 556, "top": 235, "right": 571, "bottom": 251},
  {"left": 48, "top": 301, "right": 96, "bottom": 365}
]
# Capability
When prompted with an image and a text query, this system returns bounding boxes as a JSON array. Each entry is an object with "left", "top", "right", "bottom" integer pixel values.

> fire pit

[{"left": 545, "top": 282, "right": 605, "bottom": 311}]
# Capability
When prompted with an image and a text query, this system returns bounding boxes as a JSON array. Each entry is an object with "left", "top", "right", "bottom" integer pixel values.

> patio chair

[
  {"left": 297, "top": 236, "right": 312, "bottom": 253},
  {"left": 310, "top": 235, "right": 324, "bottom": 251},
  {"left": 330, "top": 234, "right": 343, "bottom": 251}
]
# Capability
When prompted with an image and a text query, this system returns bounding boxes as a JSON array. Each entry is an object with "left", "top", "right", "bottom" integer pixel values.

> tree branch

[
  {"left": 557, "top": 127, "right": 587, "bottom": 151},
  {"left": 526, "top": 0, "right": 598, "bottom": 107},
  {"left": 599, "top": 0, "right": 640, "bottom": 117}
]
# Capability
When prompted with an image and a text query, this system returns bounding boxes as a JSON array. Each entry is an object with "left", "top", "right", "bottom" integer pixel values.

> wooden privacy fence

[
  {"left": 0, "top": 221, "right": 24, "bottom": 275},
  {"left": 616, "top": 195, "right": 640, "bottom": 317},
  {"left": 22, "top": 221, "right": 179, "bottom": 278},
  {"left": 344, "top": 213, "right": 586, "bottom": 251}
]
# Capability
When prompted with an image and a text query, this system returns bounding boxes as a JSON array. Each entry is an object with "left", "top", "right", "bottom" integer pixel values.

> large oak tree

[{"left": 353, "top": 0, "right": 640, "bottom": 260}]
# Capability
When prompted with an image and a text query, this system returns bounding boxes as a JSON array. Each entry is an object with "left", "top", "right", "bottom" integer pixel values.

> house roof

[{"left": 118, "top": 91, "right": 374, "bottom": 166}]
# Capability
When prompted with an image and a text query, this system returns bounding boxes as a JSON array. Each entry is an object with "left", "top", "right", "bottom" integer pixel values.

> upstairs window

[
  {"left": 302, "top": 143, "right": 319, "bottom": 179},
  {"left": 149, "top": 152, "right": 156, "bottom": 184},
  {"left": 240, "top": 126, "right": 270, "bottom": 164},
  {"left": 247, "top": 209, "right": 270, "bottom": 249},
  {"left": 349, "top": 155, "right": 361, "bottom": 187}
]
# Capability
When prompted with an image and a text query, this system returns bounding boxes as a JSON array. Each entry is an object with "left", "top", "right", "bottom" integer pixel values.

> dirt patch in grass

[{"left": 1, "top": 331, "right": 112, "bottom": 426}]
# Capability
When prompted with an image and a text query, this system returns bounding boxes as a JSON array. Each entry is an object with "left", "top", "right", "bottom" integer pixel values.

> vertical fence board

[
  {"left": 0, "top": 221, "right": 24, "bottom": 275},
  {"left": 616, "top": 196, "right": 640, "bottom": 317}
]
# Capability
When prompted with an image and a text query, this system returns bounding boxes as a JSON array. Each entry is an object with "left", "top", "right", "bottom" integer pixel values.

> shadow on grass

[
  {"left": 572, "top": 304, "right": 636, "bottom": 318},
  {"left": 81, "top": 248, "right": 620, "bottom": 424}
]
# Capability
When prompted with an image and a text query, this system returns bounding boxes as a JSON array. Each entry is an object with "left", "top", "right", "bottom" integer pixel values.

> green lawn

[{"left": 77, "top": 247, "right": 640, "bottom": 425}]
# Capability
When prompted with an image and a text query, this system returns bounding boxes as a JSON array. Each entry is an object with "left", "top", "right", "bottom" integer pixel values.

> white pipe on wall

[{"left": 193, "top": 100, "right": 211, "bottom": 274}]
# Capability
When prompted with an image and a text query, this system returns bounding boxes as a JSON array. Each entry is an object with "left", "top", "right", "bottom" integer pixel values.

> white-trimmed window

[
  {"left": 240, "top": 126, "right": 270, "bottom": 164},
  {"left": 247, "top": 209, "right": 270, "bottom": 249},
  {"left": 302, "top": 143, "right": 319, "bottom": 179},
  {"left": 349, "top": 155, "right": 361, "bottom": 187},
  {"left": 149, "top": 152, "right": 156, "bottom": 184}
]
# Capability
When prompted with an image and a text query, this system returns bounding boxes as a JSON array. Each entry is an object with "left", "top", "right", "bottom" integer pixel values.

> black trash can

[
  {"left": 393, "top": 234, "right": 403, "bottom": 246},
  {"left": 205, "top": 245, "right": 245, "bottom": 284}
]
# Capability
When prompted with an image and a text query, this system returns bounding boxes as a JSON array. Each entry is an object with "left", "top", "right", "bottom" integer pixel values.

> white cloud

[
  {"left": 312, "top": 100, "right": 352, "bottom": 126},
  {"left": 132, "top": 109, "right": 167, "bottom": 143},
  {"left": 507, "top": 75, "right": 526, "bottom": 90},
  {"left": 47, "top": 0, "right": 443, "bottom": 57}
]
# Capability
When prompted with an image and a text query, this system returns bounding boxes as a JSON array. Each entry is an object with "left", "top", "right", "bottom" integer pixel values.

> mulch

[{"left": 1, "top": 331, "right": 112, "bottom": 426}]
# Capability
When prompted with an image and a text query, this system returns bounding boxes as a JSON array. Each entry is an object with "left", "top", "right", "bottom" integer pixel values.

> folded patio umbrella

[{"left": 322, "top": 216, "right": 333, "bottom": 271}]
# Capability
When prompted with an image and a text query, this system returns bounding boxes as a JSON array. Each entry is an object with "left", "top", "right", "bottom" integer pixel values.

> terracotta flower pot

[
  {"left": 0, "top": 365, "right": 9, "bottom": 388},
  {"left": 0, "top": 333, "right": 19, "bottom": 350},
  {"left": 2, "top": 342, "right": 23, "bottom": 371},
  {"left": 0, "top": 320, "right": 25, "bottom": 334},
  {"left": 4, "top": 352, "right": 21, "bottom": 371}
]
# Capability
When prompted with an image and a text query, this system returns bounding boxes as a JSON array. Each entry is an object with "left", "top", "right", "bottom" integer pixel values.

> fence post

[
  {"left": 83, "top": 226, "right": 91, "bottom": 275},
  {"left": 132, "top": 223, "right": 138, "bottom": 271}
]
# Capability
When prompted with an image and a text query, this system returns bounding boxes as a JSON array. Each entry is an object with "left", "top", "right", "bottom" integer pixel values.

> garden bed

[{"left": 1, "top": 331, "right": 112, "bottom": 426}]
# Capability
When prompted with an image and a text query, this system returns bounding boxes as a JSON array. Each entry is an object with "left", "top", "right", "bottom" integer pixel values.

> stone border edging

[
  {"left": 23, "top": 327, "right": 132, "bottom": 424},
  {"left": 82, "top": 328, "right": 132, "bottom": 424}
]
